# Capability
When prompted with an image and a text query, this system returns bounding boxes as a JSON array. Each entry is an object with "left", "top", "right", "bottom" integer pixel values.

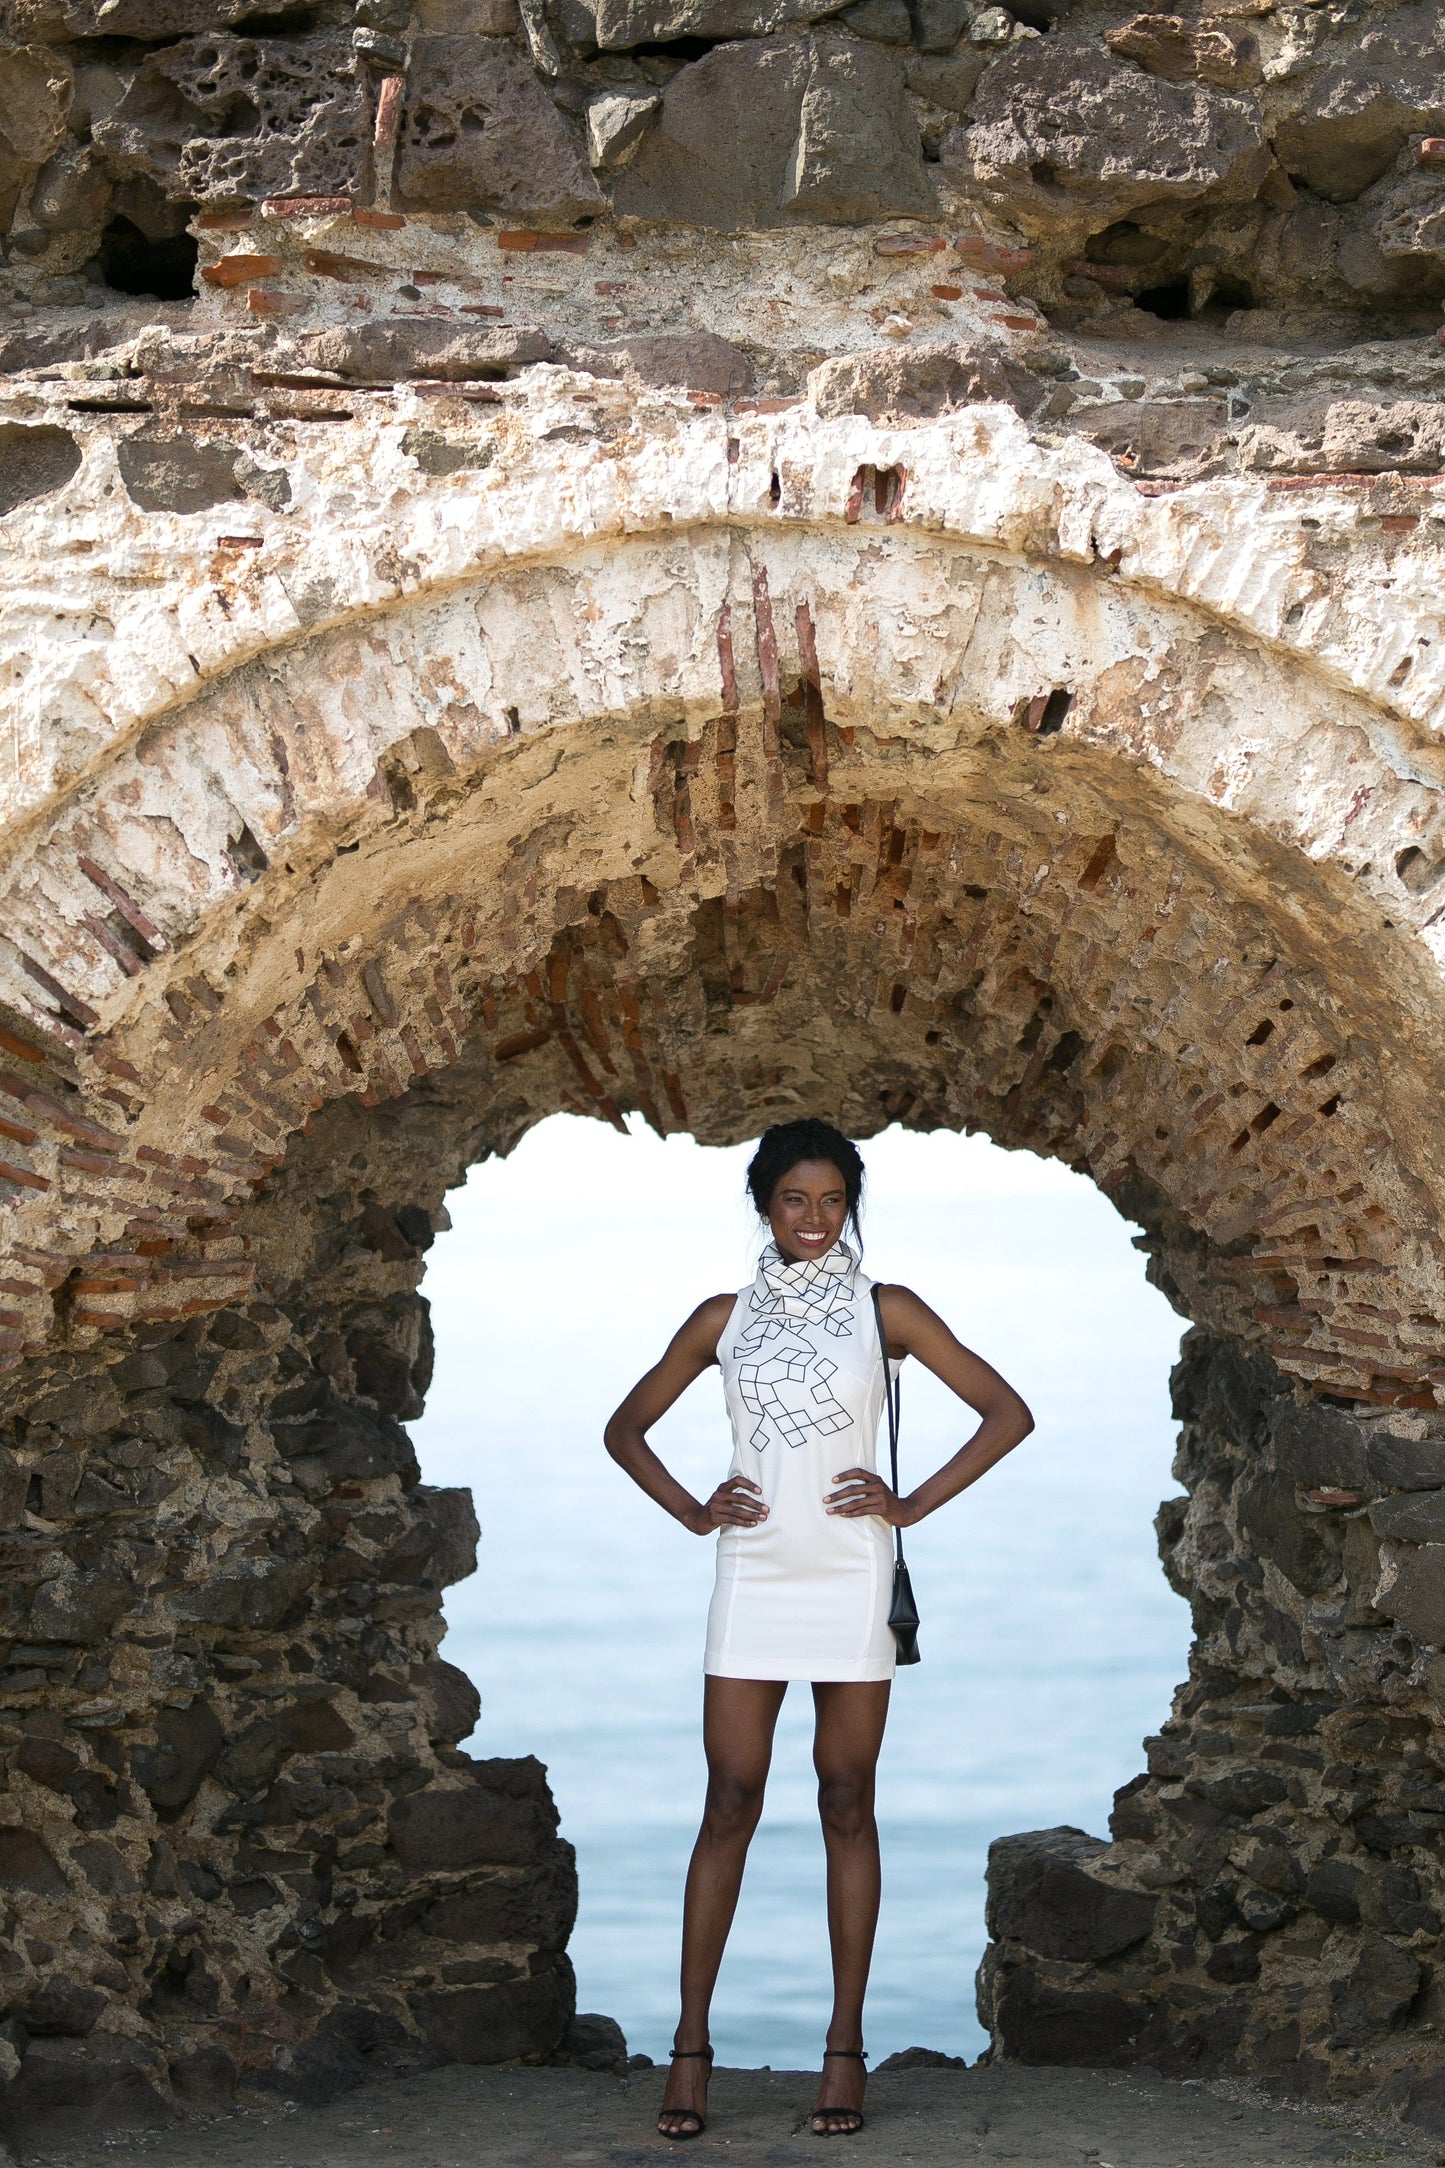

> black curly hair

[{"left": 745, "top": 1119, "right": 865, "bottom": 1243}]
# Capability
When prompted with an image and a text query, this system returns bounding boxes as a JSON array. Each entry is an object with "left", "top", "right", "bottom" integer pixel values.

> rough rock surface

[{"left": 1, "top": 0, "right": 1445, "bottom": 2140}]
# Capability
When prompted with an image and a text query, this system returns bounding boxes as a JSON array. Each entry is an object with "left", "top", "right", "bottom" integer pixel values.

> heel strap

[
  {"left": 822, "top": 2049, "right": 867, "bottom": 2061},
  {"left": 669, "top": 2047, "right": 714, "bottom": 2062}
]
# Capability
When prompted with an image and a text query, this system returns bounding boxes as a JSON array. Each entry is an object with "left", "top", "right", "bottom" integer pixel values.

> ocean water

[{"left": 409, "top": 1116, "right": 1192, "bottom": 2069}]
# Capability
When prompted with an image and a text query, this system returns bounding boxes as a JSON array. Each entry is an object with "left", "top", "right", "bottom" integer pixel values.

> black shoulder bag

[{"left": 870, "top": 1285, "right": 921, "bottom": 1666}]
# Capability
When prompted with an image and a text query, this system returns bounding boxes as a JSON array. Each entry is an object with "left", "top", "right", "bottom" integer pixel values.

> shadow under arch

[{"left": 1, "top": 494, "right": 1444, "bottom": 2133}]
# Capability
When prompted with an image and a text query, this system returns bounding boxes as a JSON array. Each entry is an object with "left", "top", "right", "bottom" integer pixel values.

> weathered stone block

[
  {"left": 1271, "top": 1401, "right": 1370, "bottom": 1488},
  {"left": 408, "top": 1968, "right": 571, "bottom": 2063},
  {"left": 950, "top": 45, "right": 1266, "bottom": 222},
  {"left": 1235, "top": 1471, "right": 1337, "bottom": 1593},
  {"left": 0, "top": 42, "right": 72, "bottom": 219},
  {"left": 414, "top": 1655, "right": 481, "bottom": 1746},
  {"left": 1329, "top": 1935, "right": 1421, "bottom": 2047},
  {"left": 1369, "top": 1490, "right": 1445, "bottom": 1542},
  {"left": 0, "top": 1829, "right": 66, "bottom": 1893},
  {"left": 985, "top": 1827, "right": 1157, "bottom": 1962},
  {"left": 578, "top": 0, "right": 838, "bottom": 48},
  {"left": 1273, "top": 8, "right": 1445, "bottom": 203},
  {"left": 130, "top": 1699, "right": 223, "bottom": 1814},
  {"left": 613, "top": 34, "right": 931, "bottom": 227},
  {"left": 1376, "top": 1543, "right": 1445, "bottom": 1643},
  {"left": 300, "top": 319, "right": 551, "bottom": 385},
  {"left": 421, "top": 1848, "right": 578, "bottom": 1947},
  {"left": 94, "top": 35, "right": 369, "bottom": 205},
  {"left": 0, "top": 423, "right": 81, "bottom": 519},
  {"left": 561, "top": 331, "right": 751, "bottom": 396},
  {"left": 1367, "top": 1431, "right": 1445, "bottom": 1490},
  {"left": 116, "top": 437, "right": 245, "bottom": 516},
  {"left": 396, "top": 38, "right": 602, "bottom": 223},
  {"left": 28, "top": 1571, "right": 132, "bottom": 1644},
  {"left": 388, "top": 1780, "right": 557, "bottom": 1873},
  {"left": 986, "top": 1964, "right": 1147, "bottom": 2065},
  {"left": 810, "top": 342, "right": 1037, "bottom": 422},
  {"left": 378, "top": 1488, "right": 480, "bottom": 1592}
]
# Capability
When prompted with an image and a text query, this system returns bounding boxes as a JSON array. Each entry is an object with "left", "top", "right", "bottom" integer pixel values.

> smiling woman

[{"left": 409, "top": 1114, "right": 1188, "bottom": 2091}]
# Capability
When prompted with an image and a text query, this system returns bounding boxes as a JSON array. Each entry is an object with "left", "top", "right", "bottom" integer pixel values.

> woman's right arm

[{"left": 604, "top": 1297, "right": 768, "bottom": 1536}]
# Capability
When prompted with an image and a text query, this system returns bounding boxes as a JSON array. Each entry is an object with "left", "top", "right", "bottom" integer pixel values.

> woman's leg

[
  {"left": 659, "top": 1675, "right": 787, "bottom": 2133},
  {"left": 811, "top": 1679, "right": 891, "bottom": 2132}
]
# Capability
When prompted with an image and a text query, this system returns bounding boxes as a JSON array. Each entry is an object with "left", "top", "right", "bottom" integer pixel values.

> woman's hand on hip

[
  {"left": 825, "top": 1469, "right": 911, "bottom": 1525},
  {"left": 686, "top": 1476, "right": 768, "bottom": 1535}
]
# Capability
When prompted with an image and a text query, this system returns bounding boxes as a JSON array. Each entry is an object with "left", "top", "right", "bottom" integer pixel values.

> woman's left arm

[{"left": 826, "top": 1284, "right": 1034, "bottom": 1528}]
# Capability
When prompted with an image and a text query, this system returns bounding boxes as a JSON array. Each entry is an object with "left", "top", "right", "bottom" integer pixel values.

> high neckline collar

[{"left": 758, "top": 1238, "right": 858, "bottom": 1290}]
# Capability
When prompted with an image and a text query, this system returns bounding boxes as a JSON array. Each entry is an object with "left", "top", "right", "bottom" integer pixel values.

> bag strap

[{"left": 870, "top": 1284, "right": 906, "bottom": 1571}]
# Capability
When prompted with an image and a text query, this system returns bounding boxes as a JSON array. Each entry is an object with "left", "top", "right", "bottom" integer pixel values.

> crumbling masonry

[{"left": 1, "top": 0, "right": 1445, "bottom": 2141}]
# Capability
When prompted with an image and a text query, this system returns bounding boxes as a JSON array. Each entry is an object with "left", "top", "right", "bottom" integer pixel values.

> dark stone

[
  {"left": 985, "top": 1827, "right": 1157, "bottom": 1962},
  {"left": 301, "top": 320, "right": 551, "bottom": 386},
  {"left": 614, "top": 34, "right": 933, "bottom": 229},
  {"left": 397, "top": 38, "right": 603, "bottom": 223},
  {"left": 277, "top": 1696, "right": 355, "bottom": 1753},
  {"left": 29, "top": 1572, "right": 134, "bottom": 1646},
  {"left": 401, "top": 431, "right": 496, "bottom": 480},
  {"left": 873, "top": 2045, "right": 969, "bottom": 2070},
  {"left": 415, "top": 1656, "right": 481, "bottom": 1748},
  {"left": 131, "top": 1699, "right": 224, "bottom": 1814},
  {"left": 1362, "top": 1863, "right": 1441, "bottom": 1938},
  {"left": 215, "top": 1719, "right": 282, "bottom": 1799},
  {"left": 16, "top": 1737, "right": 81, "bottom": 1789},
  {"left": 1235, "top": 1473, "right": 1337, "bottom": 1594},
  {"left": 1307, "top": 1859, "right": 1364, "bottom": 1928},
  {"left": 409, "top": 1968, "right": 571, "bottom": 2064},
  {"left": 116, "top": 437, "right": 245, "bottom": 517},
  {"left": 1329, "top": 1935, "right": 1421, "bottom": 2047},
  {"left": 168, "top": 2040, "right": 239, "bottom": 2109},
  {"left": 1271, "top": 1402, "right": 1370, "bottom": 1488},
  {"left": 562, "top": 2011, "right": 627, "bottom": 2069},
  {"left": 252, "top": 2000, "right": 414, "bottom": 2104},
  {"left": 1374, "top": 1544, "right": 1445, "bottom": 1644},
  {"left": 0, "top": 424, "right": 82, "bottom": 519},
  {"left": 0, "top": 1829, "right": 67, "bottom": 1893},
  {"left": 1368, "top": 1490, "right": 1445, "bottom": 1542},
  {"left": 1173, "top": 1335, "right": 1283, "bottom": 1448},
  {"left": 389, "top": 1781, "right": 557, "bottom": 1873},
  {"left": 420, "top": 1849, "right": 578, "bottom": 1948},
  {"left": 270, "top": 1399, "right": 420, "bottom": 1487},
  {"left": 171, "top": 1557, "right": 313, "bottom": 1631},
  {"left": 988, "top": 1967, "right": 1146, "bottom": 2065},
  {"left": 2, "top": 2034, "right": 171, "bottom": 2137},
  {"left": 1367, "top": 1431, "right": 1445, "bottom": 1490},
  {"left": 378, "top": 1487, "right": 479, "bottom": 1592},
  {"left": 94, "top": 35, "right": 369, "bottom": 205},
  {"left": 1406, "top": 2069, "right": 1445, "bottom": 2138},
  {"left": 562, "top": 332, "right": 753, "bottom": 397},
  {"left": 1186, "top": 1768, "right": 1289, "bottom": 1820},
  {"left": 20, "top": 1978, "right": 106, "bottom": 2035},
  {"left": 1205, "top": 1935, "right": 1261, "bottom": 1982},
  {"left": 72, "top": 1838, "right": 138, "bottom": 1894}
]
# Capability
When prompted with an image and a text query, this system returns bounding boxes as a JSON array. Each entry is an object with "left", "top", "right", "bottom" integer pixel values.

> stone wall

[
  {"left": 979, "top": 1332, "right": 1445, "bottom": 2129},
  {"left": 3, "top": 0, "right": 1445, "bottom": 2137}
]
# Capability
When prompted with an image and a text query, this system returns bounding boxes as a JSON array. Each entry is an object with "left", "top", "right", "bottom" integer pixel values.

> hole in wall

[
  {"left": 1135, "top": 279, "right": 1191, "bottom": 321},
  {"left": 97, "top": 215, "right": 199, "bottom": 302},
  {"left": 412, "top": 1116, "right": 1187, "bottom": 2068}
]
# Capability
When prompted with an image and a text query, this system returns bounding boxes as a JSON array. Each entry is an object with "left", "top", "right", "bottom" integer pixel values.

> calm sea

[{"left": 410, "top": 1118, "right": 1191, "bottom": 2069}]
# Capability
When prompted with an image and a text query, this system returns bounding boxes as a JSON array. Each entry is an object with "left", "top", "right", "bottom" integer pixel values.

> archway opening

[{"left": 412, "top": 1111, "right": 1188, "bottom": 2066}]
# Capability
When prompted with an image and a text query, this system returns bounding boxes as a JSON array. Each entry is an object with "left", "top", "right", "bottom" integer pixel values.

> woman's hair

[{"left": 745, "top": 1119, "right": 865, "bottom": 1240}]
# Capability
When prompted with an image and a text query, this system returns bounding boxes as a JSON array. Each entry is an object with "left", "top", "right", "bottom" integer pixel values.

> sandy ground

[{"left": 14, "top": 2063, "right": 1445, "bottom": 2168}]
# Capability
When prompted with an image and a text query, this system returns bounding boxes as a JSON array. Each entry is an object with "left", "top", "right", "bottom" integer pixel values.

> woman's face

[{"left": 767, "top": 1158, "right": 850, "bottom": 1264}]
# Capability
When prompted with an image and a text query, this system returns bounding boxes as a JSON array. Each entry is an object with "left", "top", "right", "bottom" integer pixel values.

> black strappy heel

[
  {"left": 811, "top": 2048, "right": 867, "bottom": 2137},
  {"left": 658, "top": 2046, "right": 714, "bottom": 2142}
]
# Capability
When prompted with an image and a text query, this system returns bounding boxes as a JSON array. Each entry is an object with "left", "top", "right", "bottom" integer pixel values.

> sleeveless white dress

[{"left": 704, "top": 1241, "right": 898, "bottom": 1683}]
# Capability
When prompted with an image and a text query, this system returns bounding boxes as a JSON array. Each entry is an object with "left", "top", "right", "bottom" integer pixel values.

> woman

[{"left": 604, "top": 1118, "right": 1034, "bottom": 2141}]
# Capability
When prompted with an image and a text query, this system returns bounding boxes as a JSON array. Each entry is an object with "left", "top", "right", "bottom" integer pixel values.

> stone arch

[{"left": 3, "top": 425, "right": 1445, "bottom": 2134}]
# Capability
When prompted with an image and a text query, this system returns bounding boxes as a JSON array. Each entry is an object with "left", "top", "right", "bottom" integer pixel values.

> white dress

[{"left": 704, "top": 1241, "right": 898, "bottom": 1683}]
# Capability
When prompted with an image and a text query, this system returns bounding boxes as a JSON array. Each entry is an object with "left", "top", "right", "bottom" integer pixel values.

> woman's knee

[
  {"left": 701, "top": 1772, "right": 766, "bottom": 1843},
  {"left": 817, "top": 1773, "right": 874, "bottom": 1841}
]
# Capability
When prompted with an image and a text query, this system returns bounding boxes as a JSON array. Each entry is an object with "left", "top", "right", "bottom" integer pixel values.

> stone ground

[{"left": 13, "top": 2065, "right": 1445, "bottom": 2168}]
